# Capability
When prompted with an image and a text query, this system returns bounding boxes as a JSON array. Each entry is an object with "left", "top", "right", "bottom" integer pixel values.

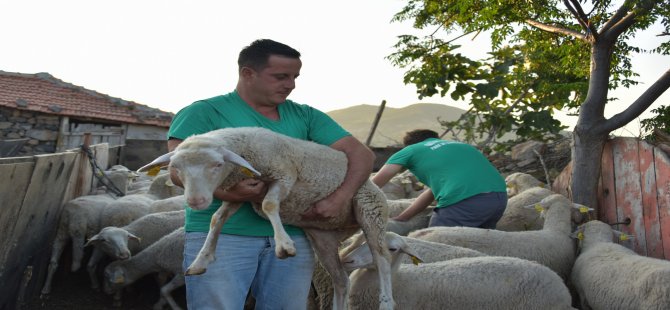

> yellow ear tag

[
  {"left": 410, "top": 256, "right": 421, "bottom": 265},
  {"left": 577, "top": 232, "right": 584, "bottom": 241},
  {"left": 534, "top": 204, "right": 544, "bottom": 212},
  {"left": 620, "top": 234, "right": 629, "bottom": 241},
  {"left": 240, "top": 167, "right": 256, "bottom": 177},
  {"left": 579, "top": 207, "right": 590, "bottom": 214},
  {"left": 538, "top": 183, "right": 545, "bottom": 188},
  {"left": 147, "top": 165, "right": 162, "bottom": 177}
]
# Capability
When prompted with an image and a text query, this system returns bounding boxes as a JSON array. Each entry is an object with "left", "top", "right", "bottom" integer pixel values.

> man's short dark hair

[
  {"left": 403, "top": 129, "right": 439, "bottom": 146},
  {"left": 238, "top": 39, "right": 301, "bottom": 71}
]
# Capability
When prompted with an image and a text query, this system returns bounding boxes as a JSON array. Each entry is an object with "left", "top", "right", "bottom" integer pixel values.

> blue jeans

[
  {"left": 430, "top": 192, "right": 508, "bottom": 228},
  {"left": 183, "top": 232, "right": 315, "bottom": 310}
]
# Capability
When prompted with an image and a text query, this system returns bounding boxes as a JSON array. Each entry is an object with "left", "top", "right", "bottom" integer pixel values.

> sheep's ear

[
  {"left": 85, "top": 235, "right": 102, "bottom": 247},
  {"left": 570, "top": 226, "right": 585, "bottom": 240},
  {"left": 128, "top": 233, "right": 141, "bottom": 244},
  {"left": 137, "top": 152, "right": 174, "bottom": 175},
  {"left": 613, "top": 230, "right": 634, "bottom": 242},
  {"left": 522, "top": 203, "right": 545, "bottom": 213},
  {"left": 221, "top": 149, "right": 261, "bottom": 176},
  {"left": 398, "top": 243, "right": 424, "bottom": 265},
  {"left": 572, "top": 203, "right": 594, "bottom": 214}
]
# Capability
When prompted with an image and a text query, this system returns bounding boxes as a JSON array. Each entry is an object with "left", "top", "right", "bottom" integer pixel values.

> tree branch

[
  {"left": 525, "top": 19, "right": 587, "bottom": 41},
  {"left": 602, "top": 1, "right": 654, "bottom": 40},
  {"left": 600, "top": 68, "right": 670, "bottom": 133},
  {"left": 564, "top": 0, "right": 589, "bottom": 31},
  {"left": 599, "top": 0, "right": 633, "bottom": 34}
]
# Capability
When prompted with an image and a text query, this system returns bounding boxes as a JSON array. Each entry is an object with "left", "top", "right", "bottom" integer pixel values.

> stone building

[{"left": 0, "top": 71, "right": 173, "bottom": 169}]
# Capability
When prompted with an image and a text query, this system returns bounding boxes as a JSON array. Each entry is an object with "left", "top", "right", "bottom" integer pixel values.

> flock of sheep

[{"left": 38, "top": 127, "right": 670, "bottom": 310}]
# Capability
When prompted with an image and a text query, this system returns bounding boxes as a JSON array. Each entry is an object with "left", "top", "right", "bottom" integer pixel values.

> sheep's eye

[
  {"left": 214, "top": 162, "right": 224, "bottom": 168},
  {"left": 389, "top": 247, "right": 399, "bottom": 253}
]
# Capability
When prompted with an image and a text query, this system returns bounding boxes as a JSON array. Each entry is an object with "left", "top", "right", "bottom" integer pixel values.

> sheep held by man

[{"left": 138, "top": 126, "right": 393, "bottom": 310}]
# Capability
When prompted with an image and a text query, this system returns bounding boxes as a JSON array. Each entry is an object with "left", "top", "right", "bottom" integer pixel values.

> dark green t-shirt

[
  {"left": 168, "top": 90, "right": 350, "bottom": 236},
  {"left": 386, "top": 138, "right": 506, "bottom": 208}
]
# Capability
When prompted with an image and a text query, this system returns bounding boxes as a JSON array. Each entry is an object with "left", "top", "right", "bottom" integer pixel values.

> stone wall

[{"left": 0, "top": 106, "right": 60, "bottom": 156}]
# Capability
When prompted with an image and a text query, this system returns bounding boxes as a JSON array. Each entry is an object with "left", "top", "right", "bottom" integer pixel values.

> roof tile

[{"left": 0, "top": 71, "right": 173, "bottom": 127}]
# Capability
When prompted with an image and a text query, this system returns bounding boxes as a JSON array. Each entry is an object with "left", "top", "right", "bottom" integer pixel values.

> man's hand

[
  {"left": 301, "top": 191, "right": 351, "bottom": 220},
  {"left": 214, "top": 179, "right": 268, "bottom": 203}
]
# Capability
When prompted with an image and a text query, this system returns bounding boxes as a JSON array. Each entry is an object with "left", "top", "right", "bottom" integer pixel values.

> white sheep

[
  {"left": 496, "top": 186, "right": 592, "bottom": 232},
  {"left": 375, "top": 170, "right": 424, "bottom": 200},
  {"left": 311, "top": 231, "right": 480, "bottom": 310},
  {"left": 85, "top": 210, "right": 184, "bottom": 306},
  {"left": 86, "top": 210, "right": 185, "bottom": 260},
  {"left": 505, "top": 172, "right": 546, "bottom": 197},
  {"left": 496, "top": 186, "right": 556, "bottom": 231},
  {"left": 138, "top": 126, "right": 393, "bottom": 310},
  {"left": 103, "top": 227, "right": 186, "bottom": 310},
  {"left": 408, "top": 193, "right": 578, "bottom": 280},
  {"left": 341, "top": 231, "right": 576, "bottom": 310},
  {"left": 41, "top": 194, "right": 116, "bottom": 296},
  {"left": 570, "top": 220, "right": 670, "bottom": 310},
  {"left": 85, "top": 174, "right": 185, "bottom": 290}
]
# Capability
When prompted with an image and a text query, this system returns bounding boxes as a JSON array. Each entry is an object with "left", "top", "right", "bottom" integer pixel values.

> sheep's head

[
  {"left": 139, "top": 144, "right": 261, "bottom": 210},
  {"left": 340, "top": 232, "right": 423, "bottom": 272}
]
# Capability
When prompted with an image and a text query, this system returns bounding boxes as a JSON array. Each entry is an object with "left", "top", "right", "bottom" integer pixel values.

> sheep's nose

[
  {"left": 187, "top": 196, "right": 206, "bottom": 207},
  {"left": 118, "top": 252, "right": 130, "bottom": 260}
]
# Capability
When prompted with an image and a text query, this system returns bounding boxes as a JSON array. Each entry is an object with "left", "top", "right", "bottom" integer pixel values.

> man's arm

[
  {"left": 392, "top": 189, "right": 434, "bottom": 221},
  {"left": 371, "top": 163, "right": 404, "bottom": 188},
  {"left": 306, "top": 136, "right": 375, "bottom": 218},
  {"left": 167, "top": 138, "right": 267, "bottom": 203}
]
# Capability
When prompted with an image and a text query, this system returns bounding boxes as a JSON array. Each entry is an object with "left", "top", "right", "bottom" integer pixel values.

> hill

[{"left": 327, "top": 103, "right": 467, "bottom": 147}]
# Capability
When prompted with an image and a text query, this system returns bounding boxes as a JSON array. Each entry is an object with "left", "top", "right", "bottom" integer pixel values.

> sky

[{"left": 1, "top": 0, "right": 668, "bottom": 137}]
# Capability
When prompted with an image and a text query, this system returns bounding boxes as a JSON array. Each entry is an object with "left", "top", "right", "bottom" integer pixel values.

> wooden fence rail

[
  {"left": 0, "top": 143, "right": 109, "bottom": 310},
  {"left": 553, "top": 137, "right": 670, "bottom": 260}
]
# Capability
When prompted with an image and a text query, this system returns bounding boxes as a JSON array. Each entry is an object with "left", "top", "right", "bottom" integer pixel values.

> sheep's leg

[
  {"left": 305, "top": 229, "right": 355, "bottom": 310},
  {"left": 87, "top": 248, "right": 105, "bottom": 291},
  {"left": 352, "top": 185, "right": 394, "bottom": 310},
  {"left": 71, "top": 234, "right": 86, "bottom": 272},
  {"left": 263, "top": 181, "right": 296, "bottom": 258},
  {"left": 185, "top": 201, "right": 242, "bottom": 275},
  {"left": 154, "top": 274, "right": 185, "bottom": 310},
  {"left": 41, "top": 228, "right": 69, "bottom": 296}
]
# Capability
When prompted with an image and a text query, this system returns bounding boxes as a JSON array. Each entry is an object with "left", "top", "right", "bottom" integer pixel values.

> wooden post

[
  {"left": 365, "top": 100, "right": 387, "bottom": 147},
  {"left": 73, "top": 133, "right": 92, "bottom": 197}
]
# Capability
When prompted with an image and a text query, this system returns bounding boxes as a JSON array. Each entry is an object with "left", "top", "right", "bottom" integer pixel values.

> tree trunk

[
  {"left": 570, "top": 130, "right": 608, "bottom": 210},
  {"left": 570, "top": 39, "right": 614, "bottom": 209}
]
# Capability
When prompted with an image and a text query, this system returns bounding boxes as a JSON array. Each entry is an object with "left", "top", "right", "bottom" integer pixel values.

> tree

[{"left": 390, "top": 0, "right": 670, "bottom": 208}]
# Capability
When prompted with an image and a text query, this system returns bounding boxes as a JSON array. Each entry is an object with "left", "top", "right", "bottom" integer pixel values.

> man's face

[{"left": 248, "top": 55, "right": 302, "bottom": 106}]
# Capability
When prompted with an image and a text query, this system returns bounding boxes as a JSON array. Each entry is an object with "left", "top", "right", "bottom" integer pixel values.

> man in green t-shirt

[
  {"left": 372, "top": 129, "right": 507, "bottom": 228},
  {"left": 168, "top": 39, "right": 375, "bottom": 309}
]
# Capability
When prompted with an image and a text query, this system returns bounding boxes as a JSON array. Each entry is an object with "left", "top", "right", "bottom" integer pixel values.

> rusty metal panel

[
  {"left": 612, "top": 138, "right": 647, "bottom": 255},
  {"left": 599, "top": 140, "right": 618, "bottom": 224},
  {"left": 639, "top": 141, "right": 664, "bottom": 259},
  {"left": 653, "top": 147, "right": 670, "bottom": 260}
]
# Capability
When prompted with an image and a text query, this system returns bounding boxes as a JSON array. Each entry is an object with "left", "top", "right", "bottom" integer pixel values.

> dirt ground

[{"left": 21, "top": 258, "right": 186, "bottom": 310}]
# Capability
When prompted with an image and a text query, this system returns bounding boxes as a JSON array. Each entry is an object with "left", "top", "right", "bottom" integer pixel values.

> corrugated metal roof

[{"left": 0, "top": 71, "right": 173, "bottom": 128}]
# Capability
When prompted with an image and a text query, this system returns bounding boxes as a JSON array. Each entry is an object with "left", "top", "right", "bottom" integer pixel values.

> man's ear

[{"left": 240, "top": 66, "right": 256, "bottom": 79}]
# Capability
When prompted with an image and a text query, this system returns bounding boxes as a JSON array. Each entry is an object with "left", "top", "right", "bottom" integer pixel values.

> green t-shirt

[
  {"left": 168, "top": 90, "right": 350, "bottom": 236},
  {"left": 386, "top": 138, "right": 506, "bottom": 208}
]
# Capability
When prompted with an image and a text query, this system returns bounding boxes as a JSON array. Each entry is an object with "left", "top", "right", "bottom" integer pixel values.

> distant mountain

[{"left": 327, "top": 103, "right": 467, "bottom": 147}]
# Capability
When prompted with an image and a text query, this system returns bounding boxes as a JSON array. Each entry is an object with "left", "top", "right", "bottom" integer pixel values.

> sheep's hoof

[
  {"left": 185, "top": 267, "right": 206, "bottom": 276},
  {"left": 275, "top": 246, "right": 297, "bottom": 259}
]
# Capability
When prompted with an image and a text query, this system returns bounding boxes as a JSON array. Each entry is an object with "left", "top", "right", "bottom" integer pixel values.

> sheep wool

[{"left": 571, "top": 220, "right": 670, "bottom": 310}]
